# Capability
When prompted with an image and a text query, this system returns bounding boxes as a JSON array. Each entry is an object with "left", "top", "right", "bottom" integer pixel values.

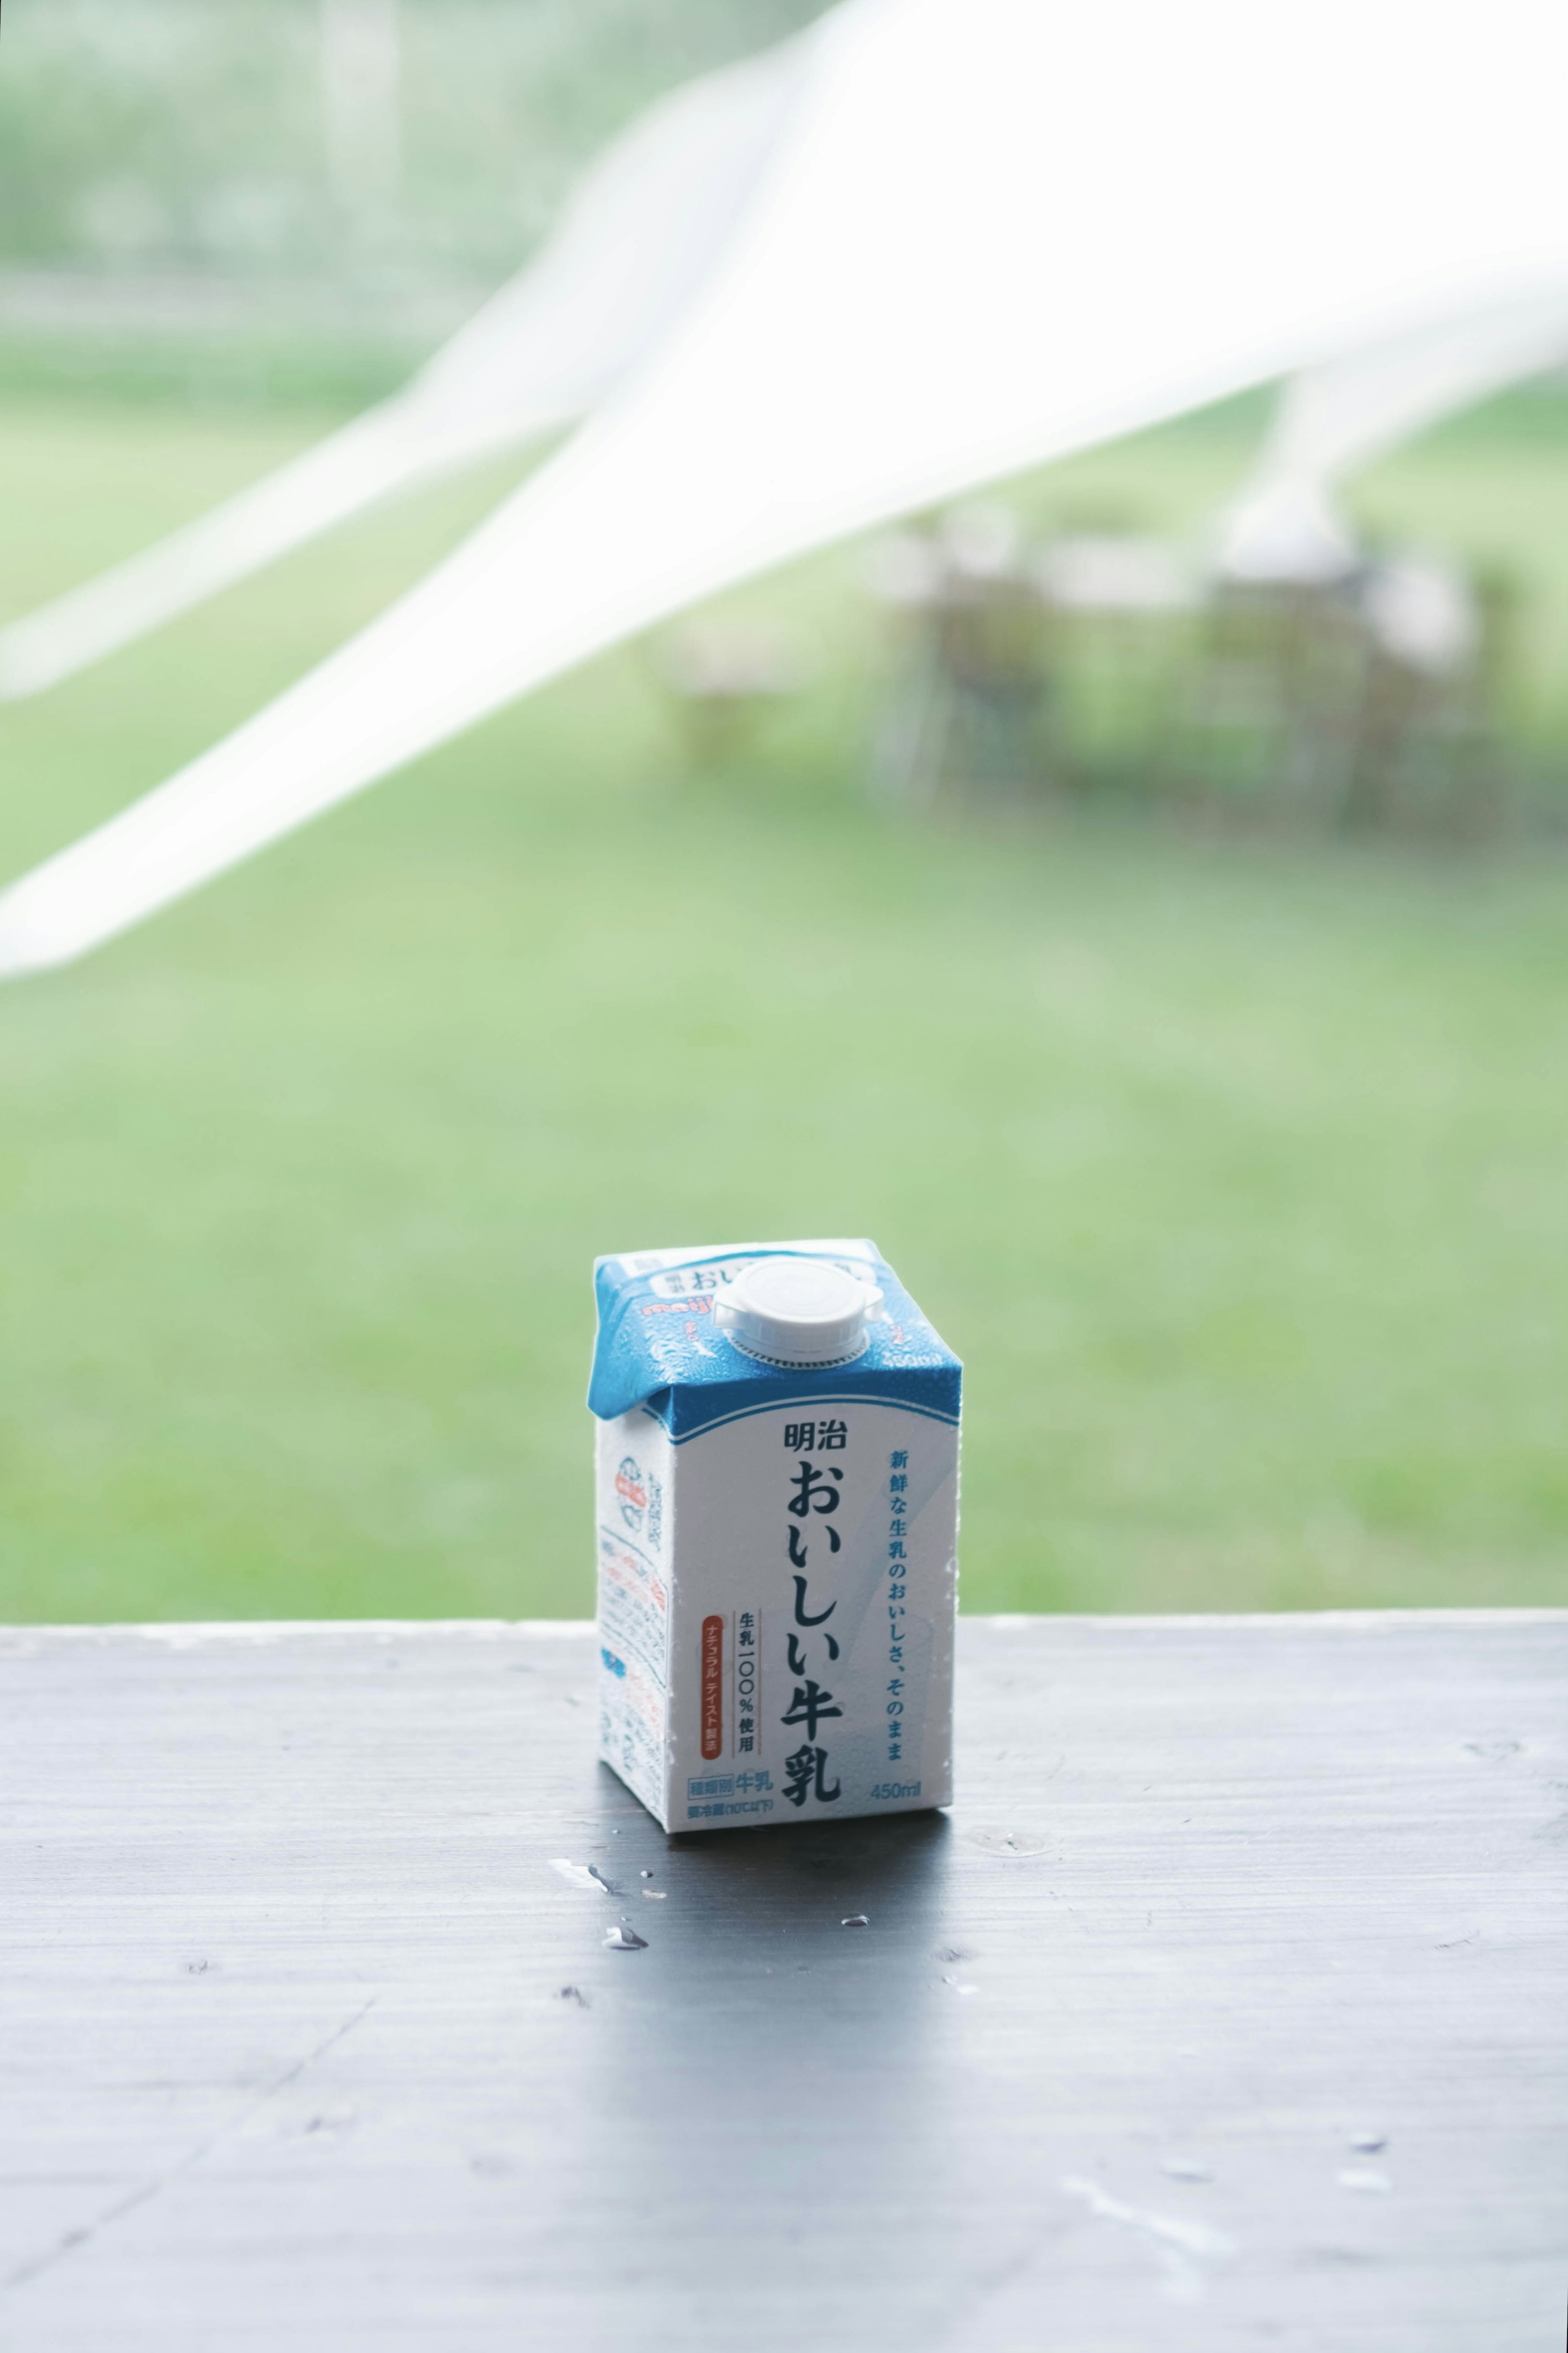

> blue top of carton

[{"left": 589, "top": 1238, "right": 961, "bottom": 1441}]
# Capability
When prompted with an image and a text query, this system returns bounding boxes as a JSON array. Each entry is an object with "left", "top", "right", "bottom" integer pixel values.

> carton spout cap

[{"left": 713, "top": 1257, "right": 882, "bottom": 1367}]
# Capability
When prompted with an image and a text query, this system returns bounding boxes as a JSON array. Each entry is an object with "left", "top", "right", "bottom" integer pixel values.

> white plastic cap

[{"left": 713, "top": 1257, "right": 883, "bottom": 1367}]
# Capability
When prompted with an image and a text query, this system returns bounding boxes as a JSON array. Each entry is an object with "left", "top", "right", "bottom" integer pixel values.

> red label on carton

[{"left": 700, "top": 1615, "right": 724, "bottom": 1760}]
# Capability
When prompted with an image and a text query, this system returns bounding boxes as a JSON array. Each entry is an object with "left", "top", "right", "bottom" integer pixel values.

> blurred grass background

[{"left": 4, "top": 392, "right": 1568, "bottom": 1621}]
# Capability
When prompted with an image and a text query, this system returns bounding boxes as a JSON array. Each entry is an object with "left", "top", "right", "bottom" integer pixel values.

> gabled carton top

[{"left": 588, "top": 1238, "right": 961, "bottom": 1440}]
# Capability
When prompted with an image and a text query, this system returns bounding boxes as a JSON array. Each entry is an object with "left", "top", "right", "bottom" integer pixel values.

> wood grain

[{"left": 1, "top": 1612, "right": 1564, "bottom": 2351}]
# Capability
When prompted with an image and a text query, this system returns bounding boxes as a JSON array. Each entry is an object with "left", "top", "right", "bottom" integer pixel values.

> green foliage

[
  {"left": 0, "top": 0, "right": 827, "bottom": 279},
  {"left": 2, "top": 401, "right": 1568, "bottom": 1622}
]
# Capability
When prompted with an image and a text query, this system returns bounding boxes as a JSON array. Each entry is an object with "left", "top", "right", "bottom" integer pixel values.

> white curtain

[{"left": 1219, "top": 292, "right": 1568, "bottom": 580}]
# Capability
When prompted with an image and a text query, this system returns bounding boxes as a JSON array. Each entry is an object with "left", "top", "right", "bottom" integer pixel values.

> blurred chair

[
  {"left": 1171, "top": 550, "right": 1516, "bottom": 841},
  {"left": 1034, "top": 533, "right": 1197, "bottom": 798},
  {"left": 1170, "top": 574, "right": 1370, "bottom": 827},
  {"left": 869, "top": 505, "right": 1051, "bottom": 807},
  {"left": 1346, "top": 554, "right": 1513, "bottom": 840},
  {"left": 654, "top": 617, "right": 808, "bottom": 765}
]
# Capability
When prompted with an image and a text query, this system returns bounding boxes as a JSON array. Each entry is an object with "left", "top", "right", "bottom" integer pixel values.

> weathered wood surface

[{"left": 1, "top": 1612, "right": 1564, "bottom": 2351}]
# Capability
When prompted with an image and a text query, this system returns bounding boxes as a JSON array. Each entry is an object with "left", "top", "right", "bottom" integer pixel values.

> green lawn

[{"left": 3, "top": 395, "right": 1568, "bottom": 1622}]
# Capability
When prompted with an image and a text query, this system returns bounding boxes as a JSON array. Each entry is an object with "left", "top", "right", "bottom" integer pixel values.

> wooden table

[{"left": 2, "top": 1613, "right": 1564, "bottom": 2351}]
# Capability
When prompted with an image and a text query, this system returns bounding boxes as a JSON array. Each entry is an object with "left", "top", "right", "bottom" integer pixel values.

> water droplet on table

[
  {"left": 941, "top": 1974, "right": 979, "bottom": 1996},
  {"left": 1348, "top": 2131, "right": 1387, "bottom": 2154},
  {"left": 641, "top": 1888, "right": 667, "bottom": 1900},
  {"left": 604, "top": 1925, "right": 648, "bottom": 1951},
  {"left": 840, "top": 1914, "right": 870, "bottom": 1928},
  {"left": 549, "top": 1858, "right": 611, "bottom": 1895},
  {"left": 965, "top": 1825, "right": 1050, "bottom": 1856},
  {"left": 1337, "top": 2166, "right": 1392, "bottom": 2194}
]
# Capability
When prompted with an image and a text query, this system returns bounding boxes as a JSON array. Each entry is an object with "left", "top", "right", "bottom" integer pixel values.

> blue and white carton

[{"left": 589, "top": 1239, "right": 961, "bottom": 1833}]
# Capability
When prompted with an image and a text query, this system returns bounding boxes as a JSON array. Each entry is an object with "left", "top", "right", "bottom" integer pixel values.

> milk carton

[{"left": 589, "top": 1239, "right": 961, "bottom": 1833}]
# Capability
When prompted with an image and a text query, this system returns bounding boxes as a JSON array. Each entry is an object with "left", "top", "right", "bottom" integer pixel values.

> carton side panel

[{"left": 594, "top": 1409, "right": 674, "bottom": 1827}]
